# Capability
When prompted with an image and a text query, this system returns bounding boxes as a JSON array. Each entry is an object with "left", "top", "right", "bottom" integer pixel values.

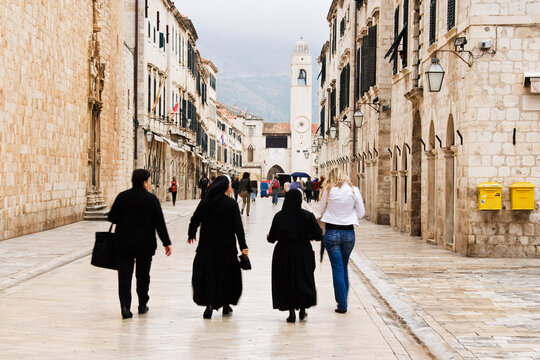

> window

[
  {"left": 153, "top": 27, "right": 156, "bottom": 43},
  {"left": 224, "top": 149, "right": 228, "bottom": 163},
  {"left": 159, "top": 32, "right": 165, "bottom": 49},
  {"left": 247, "top": 125, "right": 255, "bottom": 137},
  {"left": 145, "top": 0, "right": 148, "bottom": 18},
  {"left": 297, "top": 69, "right": 307, "bottom": 86},
  {"left": 429, "top": 0, "right": 437, "bottom": 45},
  {"left": 330, "top": 88, "right": 336, "bottom": 125},
  {"left": 247, "top": 145, "right": 254, "bottom": 162},
  {"left": 360, "top": 27, "right": 377, "bottom": 96},
  {"left": 153, "top": 74, "right": 156, "bottom": 115},
  {"left": 320, "top": 106, "right": 326, "bottom": 136},
  {"left": 393, "top": 7, "right": 399, "bottom": 74},
  {"left": 447, "top": 0, "right": 455, "bottom": 31},
  {"left": 340, "top": 17, "right": 346, "bottom": 37},
  {"left": 402, "top": 0, "right": 409, "bottom": 69},
  {"left": 339, "top": 64, "right": 350, "bottom": 113},
  {"left": 320, "top": 55, "right": 326, "bottom": 87},
  {"left": 147, "top": 21, "right": 150, "bottom": 38},
  {"left": 147, "top": 74, "right": 151, "bottom": 113},
  {"left": 332, "top": 20, "right": 337, "bottom": 54},
  {"left": 266, "top": 136, "right": 287, "bottom": 148},
  {"left": 156, "top": 11, "right": 160, "bottom": 31}
]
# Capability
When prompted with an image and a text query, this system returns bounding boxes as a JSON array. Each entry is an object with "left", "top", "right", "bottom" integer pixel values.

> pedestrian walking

[
  {"left": 304, "top": 177, "right": 313, "bottom": 203},
  {"left": 199, "top": 175, "right": 209, "bottom": 199},
  {"left": 289, "top": 176, "right": 303, "bottom": 191},
  {"left": 232, "top": 177, "right": 240, "bottom": 201},
  {"left": 188, "top": 175, "right": 249, "bottom": 319},
  {"left": 170, "top": 176, "right": 178, "bottom": 206},
  {"left": 313, "top": 178, "right": 320, "bottom": 202},
  {"left": 267, "top": 189, "right": 322, "bottom": 323},
  {"left": 250, "top": 180, "right": 258, "bottom": 202},
  {"left": 318, "top": 168, "right": 365, "bottom": 314},
  {"left": 271, "top": 175, "right": 280, "bottom": 204},
  {"left": 108, "top": 169, "right": 172, "bottom": 319},
  {"left": 239, "top": 172, "right": 251, "bottom": 216}
]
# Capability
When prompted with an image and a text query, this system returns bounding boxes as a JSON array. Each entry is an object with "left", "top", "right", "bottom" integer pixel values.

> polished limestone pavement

[{"left": 0, "top": 197, "right": 429, "bottom": 359}]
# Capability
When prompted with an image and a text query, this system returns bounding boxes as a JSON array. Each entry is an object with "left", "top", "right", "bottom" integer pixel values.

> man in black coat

[{"left": 108, "top": 169, "right": 172, "bottom": 319}]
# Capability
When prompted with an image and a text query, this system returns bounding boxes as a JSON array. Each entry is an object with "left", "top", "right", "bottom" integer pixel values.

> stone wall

[{"left": 0, "top": 1, "right": 129, "bottom": 241}]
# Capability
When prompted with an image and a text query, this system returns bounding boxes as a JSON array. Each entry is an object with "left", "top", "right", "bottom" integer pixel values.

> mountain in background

[{"left": 216, "top": 74, "right": 319, "bottom": 123}]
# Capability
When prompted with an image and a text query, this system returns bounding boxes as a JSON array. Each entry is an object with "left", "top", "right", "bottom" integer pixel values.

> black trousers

[
  {"left": 172, "top": 191, "right": 177, "bottom": 205},
  {"left": 305, "top": 190, "right": 312, "bottom": 203},
  {"left": 116, "top": 252, "right": 153, "bottom": 309}
]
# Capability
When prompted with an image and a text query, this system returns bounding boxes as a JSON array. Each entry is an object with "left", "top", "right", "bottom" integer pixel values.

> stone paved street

[
  {"left": 0, "top": 198, "right": 428, "bottom": 359},
  {"left": 349, "top": 221, "right": 540, "bottom": 360}
]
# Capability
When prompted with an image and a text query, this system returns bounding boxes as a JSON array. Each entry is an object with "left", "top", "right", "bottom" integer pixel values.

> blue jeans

[
  {"left": 324, "top": 229, "right": 355, "bottom": 311},
  {"left": 272, "top": 190, "right": 279, "bottom": 204}
]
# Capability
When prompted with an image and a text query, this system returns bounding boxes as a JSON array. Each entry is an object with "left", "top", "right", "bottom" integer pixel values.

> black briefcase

[{"left": 91, "top": 224, "right": 118, "bottom": 270}]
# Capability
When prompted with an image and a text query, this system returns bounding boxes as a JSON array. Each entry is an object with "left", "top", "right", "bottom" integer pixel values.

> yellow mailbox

[
  {"left": 478, "top": 182, "right": 502, "bottom": 210},
  {"left": 510, "top": 182, "right": 536, "bottom": 210}
]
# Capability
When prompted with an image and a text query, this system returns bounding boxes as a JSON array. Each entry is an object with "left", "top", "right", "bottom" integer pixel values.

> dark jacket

[
  {"left": 239, "top": 178, "right": 251, "bottom": 192},
  {"left": 232, "top": 179, "right": 240, "bottom": 193},
  {"left": 108, "top": 187, "right": 171, "bottom": 255}
]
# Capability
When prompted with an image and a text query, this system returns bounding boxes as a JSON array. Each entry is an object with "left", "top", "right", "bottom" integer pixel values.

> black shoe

[
  {"left": 335, "top": 308, "right": 347, "bottom": 314},
  {"left": 241, "top": 209, "right": 244, "bottom": 215},
  {"left": 121, "top": 307, "right": 133, "bottom": 319},
  {"left": 286, "top": 314, "right": 296, "bottom": 323},
  {"left": 299, "top": 308, "right": 307, "bottom": 320},
  {"left": 222, "top": 305, "right": 233, "bottom": 316},
  {"left": 203, "top": 305, "right": 213, "bottom": 319},
  {"left": 138, "top": 305, "right": 149, "bottom": 314}
]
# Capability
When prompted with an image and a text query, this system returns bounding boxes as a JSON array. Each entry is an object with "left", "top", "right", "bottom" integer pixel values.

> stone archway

[
  {"left": 267, "top": 164, "right": 284, "bottom": 180},
  {"left": 410, "top": 112, "right": 422, "bottom": 236},
  {"left": 445, "top": 115, "right": 456, "bottom": 247}
]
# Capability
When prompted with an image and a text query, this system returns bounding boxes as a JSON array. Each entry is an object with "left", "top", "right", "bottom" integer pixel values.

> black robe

[
  {"left": 268, "top": 203, "right": 323, "bottom": 311},
  {"left": 188, "top": 194, "right": 247, "bottom": 308}
]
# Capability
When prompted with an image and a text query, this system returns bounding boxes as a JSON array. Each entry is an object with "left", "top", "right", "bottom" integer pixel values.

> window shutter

[
  {"left": 159, "top": 32, "right": 165, "bottom": 48},
  {"left": 447, "top": 0, "right": 455, "bottom": 31},
  {"left": 393, "top": 7, "right": 399, "bottom": 75},
  {"left": 402, "top": 0, "right": 408, "bottom": 68},
  {"left": 320, "top": 106, "right": 326, "bottom": 135},
  {"left": 429, "top": 0, "right": 437, "bottom": 45},
  {"left": 368, "top": 26, "right": 377, "bottom": 88},
  {"left": 360, "top": 36, "right": 369, "bottom": 95},
  {"left": 355, "top": 48, "right": 360, "bottom": 101}
]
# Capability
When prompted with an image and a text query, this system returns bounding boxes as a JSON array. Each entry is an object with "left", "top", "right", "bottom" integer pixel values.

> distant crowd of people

[{"left": 106, "top": 168, "right": 365, "bottom": 322}]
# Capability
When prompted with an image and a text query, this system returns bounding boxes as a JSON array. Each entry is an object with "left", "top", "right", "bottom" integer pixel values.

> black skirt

[
  {"left": 192, "top": 251, "right": 242, "bottom": 308},
  {"left": 271, "top": 241, "right": 317, "bottom": 311}
]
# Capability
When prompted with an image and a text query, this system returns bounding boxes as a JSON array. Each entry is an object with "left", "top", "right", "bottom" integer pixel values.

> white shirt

[{"left": 319, "top": 183, "right": 365, "bottom": 226}]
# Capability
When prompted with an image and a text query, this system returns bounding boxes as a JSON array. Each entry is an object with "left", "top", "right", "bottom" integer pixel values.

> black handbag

[
  {"left": 238, "top": 254, "right": 251, "bottom": 270},
  {"left": 91, "top": 224, "right": 118, "bottom": 270}
]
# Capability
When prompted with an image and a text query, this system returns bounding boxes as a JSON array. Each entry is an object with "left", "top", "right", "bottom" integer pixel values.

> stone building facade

[
  {"left": 129, "top": 0, "right": 224, "bottom": 201},
  {"left": 0, "top": 1, "right": 131, "bottom": 241},
  {"left": 317, "top": 0, "right": 540, "bottom": 257}
]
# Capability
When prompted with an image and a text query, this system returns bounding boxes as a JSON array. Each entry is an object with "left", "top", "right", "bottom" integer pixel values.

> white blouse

[{"left": 318, "top": 183, "right": 365, "bottom": 226}]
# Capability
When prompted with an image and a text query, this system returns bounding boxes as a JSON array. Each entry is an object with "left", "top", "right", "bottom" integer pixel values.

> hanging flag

[
  {"left": 221, "top": 134, "right": 225, "bottom": 145},
  {"left": 170, "top": 102, "right": 179, "bottom": 116}
]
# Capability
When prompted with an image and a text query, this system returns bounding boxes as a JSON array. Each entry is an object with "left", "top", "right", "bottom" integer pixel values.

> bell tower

[{"left": 289, "top": 38, "right": 312, "bottom": 174}]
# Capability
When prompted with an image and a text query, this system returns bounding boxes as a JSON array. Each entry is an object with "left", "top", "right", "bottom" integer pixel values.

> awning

[{"left": 153, "top": 135, "right": 165, "bottom": 143}]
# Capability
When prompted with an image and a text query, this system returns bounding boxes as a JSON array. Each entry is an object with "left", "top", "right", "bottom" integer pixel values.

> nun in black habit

[
  {"left": 188, "top": 175, "right": 249, "bottom": 319},
  {"left": 267, "top": 189, "right": 323, "bottom": 323}
]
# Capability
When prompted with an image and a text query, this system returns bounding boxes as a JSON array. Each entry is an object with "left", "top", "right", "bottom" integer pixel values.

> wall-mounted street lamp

[
  {"left": 329, "top": 126, "right": 337, "bottom": 139},
  {"left": 311, "top": 141, "right": 319, "bottom": 153},
  {"left": 425, "top": 56, "right": 445, "bottom": 92},
  {"left": 177, "top": 138, "right": 183, "bottom": 147},
  {"left": 317, "top": 135, "right": 324, "bottom": 146},
  {"left": 304, "top": 151, "right": 310, "bottom": 159},
  {"left": 353, "top": 110, "right": 364, "bottom": 127},
  {"left": 145, "top": 130, "right": 154, "bottom": 143}
]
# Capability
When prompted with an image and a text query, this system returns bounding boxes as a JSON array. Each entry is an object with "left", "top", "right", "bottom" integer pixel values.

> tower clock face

[{"left": 294, "top": 117, "right": 309, "bottom": 133}]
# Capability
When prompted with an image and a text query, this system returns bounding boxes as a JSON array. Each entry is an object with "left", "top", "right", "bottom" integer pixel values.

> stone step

[{"left": 84, "top": 207, "right": 109, "bottom": 221}]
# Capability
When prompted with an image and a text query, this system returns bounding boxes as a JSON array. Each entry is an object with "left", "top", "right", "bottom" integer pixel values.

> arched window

[
  {"left": 297, "top": 69, "right": 307, "bottom": 85},
  {"left": 247, "top": 145, "right": 254, "bottom": 162}
]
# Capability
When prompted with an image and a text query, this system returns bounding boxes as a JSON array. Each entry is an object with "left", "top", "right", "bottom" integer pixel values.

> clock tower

[{"left": 290, "top": 38, "right": 312, "bottom": 174}]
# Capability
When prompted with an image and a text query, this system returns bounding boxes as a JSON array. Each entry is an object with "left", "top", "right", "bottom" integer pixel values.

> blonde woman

[{"left": 318, "top": 168, "right": 365, "bottom": 313}]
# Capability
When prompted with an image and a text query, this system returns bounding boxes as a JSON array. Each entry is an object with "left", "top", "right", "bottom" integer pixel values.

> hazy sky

[{"left": 178, "top": 0, "right": 331, "bottom": 79}]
